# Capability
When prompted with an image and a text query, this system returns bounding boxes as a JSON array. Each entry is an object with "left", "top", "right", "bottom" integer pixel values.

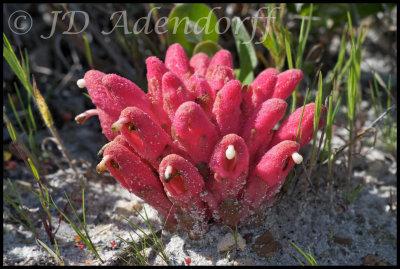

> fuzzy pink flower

[{"left": 190, "top": 53, "right": 210, "bottom": 77}]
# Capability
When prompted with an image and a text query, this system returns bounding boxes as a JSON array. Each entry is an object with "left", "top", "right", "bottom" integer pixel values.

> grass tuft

[
  {"left": 36, "top": 176, "right": 105, "bottom": 263},
  {"left": 289, "top": 240, "right": 318, "bottom": 266},
  {"left": 120, "top": 206, "right": 169, "bottom": 265}
]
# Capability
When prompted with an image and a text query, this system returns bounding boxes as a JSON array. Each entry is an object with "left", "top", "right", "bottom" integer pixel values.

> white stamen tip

[
  {"left": 292, "top": 152, "right": 303, "bottom": 164},
  {"left": 165, "top": 165, "right": 173, "bottom": 179},
  {"left": 96, "top": 155, "right": 112, "bottom": 174},
  {"left": 111, "top": 118, "right": 128, "bottom": 133},
  {"left": 77, "top": 79, "right": 86, "bottom": 88},
  {"left": 225, "top": 145, "right": 236, "bottom": 160}
]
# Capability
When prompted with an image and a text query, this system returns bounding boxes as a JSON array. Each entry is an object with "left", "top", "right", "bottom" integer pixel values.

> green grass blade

[
  {"left": 41, "top": 194, "right": 104, "bottom": 263},
  {"left": 53, "top": 238, "right": 64, "bottom": 265},
  {"left": 295, "top": 88, "right": 310, "bottom": 143},
  {"left": 117, "top": 234, "right": 147, "bottom": 265},
  {"left": 231, "top": 16, "right": 258, "bottom": 84},
  {"left": 289, "top": 241, "right": 316, "bottom": 266},
  {"left": 4, "top": 178, "right": 37, "bottom": 235},
  {"left": 27, "top": 104, "right": 37, "bottom": 133},
  {"left": 24, "top": 49, "right": 30, "bottom": 77},
  {"left": 14, "top": 82, "right": 26, "bottom": 110},
  {"left": 27, "top": 158, "right": 39, "bottom": 181},
  {"left": 312, "top": 72, "right": 323, "bottom": 147},
  {"left": 347, "top": 12, "right": 355, "bottom": 47},
  {"left": 7, "top": 178, "right": 24, "bottom": 209},
  {"left": 122, "top": 208, "right": 168, "bottom": 263},
  {"left": 3, "top": 34, "right": 30, "bottom": 92},
  {"left": 285, "top": 32, "right": 293, "bottom": 69},
  {"left": 3, "top": 209, "right": 32, "bottom": 232},
  {"left": 140, "top": 208, "right": 167, "bottom": 259},
  {"left": 37, "top": 239, "right": 64, "bottom": 265},
  {"left": 8, "top": 93, "right": 27, "bottom": 135},
  {"left": 4, "top": 114, "right": 17, "bottom": 142},
  {"left": 297, "top": 17, "right": 306, "bottom": 64},
  {"left": 82, "top": 92, "right": 92, "bottom": 99},
  {"left": 64, "top": 191, "right": 84, "bottom": 231},
  {"left": 308, "top": 247, "right": 318, "bottom": 265},
  {"left": 296, "top": 4, "right": 313, "bottom": 69},
  {"left": 81, "top": 177, "right": 87, "bottom": 229},
  {"left": 14, "top": 82, "right": 34, "bottom": 132},
  {"left": 372, "top": 72, "right": 383, "bottom": 113},
  {"left": 28, "top": 132, "right": 36, "bottom": 157},
  {"left": 82, "top": 35, "right": 93, "bottom": 68},
  {"left": 332, "top": 93, "right": 343, "bottom": 122},
  {"left": 3, "top": 193, "right": 29, "bottom": 226}
]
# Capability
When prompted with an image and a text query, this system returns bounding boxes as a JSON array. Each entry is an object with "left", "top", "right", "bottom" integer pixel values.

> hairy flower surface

[{"left": 77, "top": 43, "right": 325, "bottom": 238}]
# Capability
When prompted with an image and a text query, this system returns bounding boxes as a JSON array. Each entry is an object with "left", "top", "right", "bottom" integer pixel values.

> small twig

[
  {"left": 303, "top": 124, "right": 326, "bottom": 198},
  {"left": 302, "top": 162, "right": 314, "bottom": 191},
  {"left": 367, "top": 104, "right": 396, "bottom": 129},
  {"left": 55, "top": 34, "right": 71, "bottom": 70},
  {"left": 32, "top": 78, "right": 78, "bottom": 175},
  {"left": 40, "top": 214, "right": 55, "bottom": 244}
]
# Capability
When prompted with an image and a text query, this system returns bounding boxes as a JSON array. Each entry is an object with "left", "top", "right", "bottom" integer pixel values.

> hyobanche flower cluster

[{"left": 76, "top": 43, "right": 325, "bottom": 239}]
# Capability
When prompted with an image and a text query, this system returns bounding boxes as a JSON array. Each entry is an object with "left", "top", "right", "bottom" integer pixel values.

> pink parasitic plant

[{"left": 75, "top": 43, "right": 325, "bottom": 239}]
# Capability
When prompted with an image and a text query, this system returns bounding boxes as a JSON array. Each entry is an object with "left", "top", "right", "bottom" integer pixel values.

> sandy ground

[{"left": 3, "top": 107, "right": 397, "bottom": 265}]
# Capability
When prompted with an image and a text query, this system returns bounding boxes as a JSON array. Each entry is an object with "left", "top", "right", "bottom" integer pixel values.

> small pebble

[
  {"left": 115, "top": 200, "right": 143, "bottom": 217},
  {"left": 217, "top": 232, "right": 246, "bottom": 252}
]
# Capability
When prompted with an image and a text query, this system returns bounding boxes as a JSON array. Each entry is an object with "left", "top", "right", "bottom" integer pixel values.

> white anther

[
  {"left": 225, "top": 145, "right": 236, "bottom": 160},
  {"left": 291, "top": 152, "right": 303, "bottom": 164},
  {"left": 77, "top": 79, "right": 86, "bottom": 88},
  {"left": 165, "top": 165, "right": 173, "bottom": 179}
]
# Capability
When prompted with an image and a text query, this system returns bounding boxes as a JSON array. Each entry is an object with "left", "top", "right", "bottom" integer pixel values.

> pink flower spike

[
  {"left": 102, "top": 74, "right": 155, "bottom": 119},
  {"left": 190, "top": 52, "right": 210, "bottom": 77},
  {"left": 110, "top": 240, "right": 116, "bottom": 248},
  {"left": 272, "top": 69, "right": 304, "bottom": 100},
  {"left": 212, "top": 80, "right": 242, "bottom": 136},
  {"left": 186, "top": 74, "right": 214, "bottom": 119},
  {"left": 207, "top": 50, "right": 234, "bottom": 77},
  {"left": 100, "top": 140, "right": 177, "bottom": 223},
  {"left": 186, "top": 74, "right": 212, "bottom": 98},
  {"left": 172, "top": 101, "right": 219, "bottom": 164},
  {"left": 241, "top": 98, "right": 288, "bottom": 163},
  {"left": 252, "top": 130, "right": 275, "bottom": 166},
  {"left": 159, "top": 154, "right": 209, "bottom": 239},
  {"left": 149, "top": 97, "right": 172, "bottom": 134},
  {"left": 83, "top": 70, "right": 123, "bottom": 113},
  {"left": 97, "top": 108, "right": 120, "bottom": 141},
  {"left": 162, "top": 72, "right": 194, "bottom": 121},
  {"left": 241, "top": 68, "right": 279, "bottom": 121},
  {"left": 77, "top": 45, "right": 330, "bottom": 237},
  {"left": 146, "top": 56, "right": 168, "bottom": 104},
  {"left": 115, "top": 106, "right": 176, "bottom": 168},
  {"left": 269, "top": 103, "right": 326, "bottom": 149},
  {"left": 165, "top": 43, "right": 193, "bottom": 82},
  {"left": 207, "top": 65, "right": 235, "bottom": 99},
  {"left": 81, "top": 70, "right": 123, "bottom": 141},
  {"left": 240, "top": 140, "right": 300, "bottom": 222},
  {"left": 146, "top": 57, "right": 172, "bottom": 132},
  {"left": 209, "top": 134, "right": 249, "bottom": 204}
]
